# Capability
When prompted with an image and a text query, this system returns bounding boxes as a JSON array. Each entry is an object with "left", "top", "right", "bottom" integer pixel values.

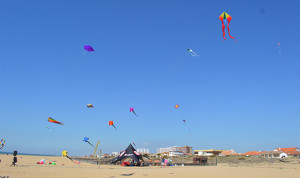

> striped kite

[
  {"left": 0, "top": 139, "right": 5, "bottom": 149},
  {"left": 219, "top": 12, "right": 236, "bottom": 42},
  {"left": 48, "top": 117, "right": 63, "bottom": 125},
  {"left": 87, "top": 104, "right": 94, "bottom": 108}
]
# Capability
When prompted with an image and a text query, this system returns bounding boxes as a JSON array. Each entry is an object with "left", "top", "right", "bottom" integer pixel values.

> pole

[{"left": 98, "top": 149, "right": 101, "bottom": 168}]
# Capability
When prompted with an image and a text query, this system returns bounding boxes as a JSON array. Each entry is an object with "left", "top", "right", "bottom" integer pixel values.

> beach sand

[{"left": 0, "top": 155, "right": 300, "bottom": 178}]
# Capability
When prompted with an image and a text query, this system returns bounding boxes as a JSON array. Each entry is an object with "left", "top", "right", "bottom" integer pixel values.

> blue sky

[{"left": 0, "top": 0, "right": 299, "bottom": 155}]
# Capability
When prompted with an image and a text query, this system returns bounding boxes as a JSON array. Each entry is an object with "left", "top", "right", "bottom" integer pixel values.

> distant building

[
  {"left": 157, "top": 146, "right": 192, "bottom": 154},
  {"left": 103, "top": 154, "right": 111, "bottom": 158},
  {"left": 260, "top": 151, "right": 288, "bottom": 158},
  {"left": 274, "top": 147, "right": 300, "bottom": 157},
  {"left": 179, "top": 146, "right": 193, "bottom": 154},
  {"left": 169, "top": 151, "right": 184, "bottom": 157},
  {"left": 241, "top": 151, "right": 261, "bottom": 157},
  {"left": 137, "top": 148, "right": 150, "bottom": 154},
  {"left": 220, "top": 149, "right": 239, "bottom": 156},
  {"left": 194, "top": 150, "right": 223, "bottom": 156},
  {"left": 112, "top": 152, "right": 120, "bottom": 156}
]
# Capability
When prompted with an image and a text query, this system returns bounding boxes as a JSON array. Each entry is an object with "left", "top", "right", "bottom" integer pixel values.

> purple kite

[
  {"left": 84, "top": 45, "right": 95, "bottom": 52},
  {"left": 183, "top": 119, "right": 186, "bottom": 126},
  {"left": 130, "top": 107, "right": 138, "bottom": 117}
]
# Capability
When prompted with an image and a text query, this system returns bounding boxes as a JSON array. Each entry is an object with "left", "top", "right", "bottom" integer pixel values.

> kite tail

[
  {"left": 133, "top": 111, "right": 138, "bottom": 117},
  {"left": 66, "top": 156, "right": 75, "bottom": 163},
  {"left": 113, "top": 125, "right": 117, "bottom": 130},
  {"left": 222, "top": 21, "right": 226, "bottom": 40},
  {"left": 88, "top": 141, "right": 95, "bottom": 148},
  {"left": 227, "top": 25, "right": 236, "bottom": 42}
]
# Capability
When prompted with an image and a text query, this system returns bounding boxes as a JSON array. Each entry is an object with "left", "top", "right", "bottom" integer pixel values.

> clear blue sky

[{"left": 0, "top": 0, "right": 299, "bottom": 156}]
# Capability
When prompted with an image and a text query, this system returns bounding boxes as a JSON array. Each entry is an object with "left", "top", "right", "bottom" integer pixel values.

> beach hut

[
  {"left": 110, "top": 144, "right": 144, "bottom": 165},
  {"left": 193, "top": 157, "right": 208, "bottom": 165}
]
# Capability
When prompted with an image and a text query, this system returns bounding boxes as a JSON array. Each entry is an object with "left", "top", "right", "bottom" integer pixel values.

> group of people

[{"left": 161, "top": 158, "right": 172, "bottom": 167}]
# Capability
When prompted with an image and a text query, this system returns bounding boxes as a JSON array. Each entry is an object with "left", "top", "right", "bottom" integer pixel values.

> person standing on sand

[
  {"left": 161, "top": 158, "right": 165, "bottom": 168},
  {"left": 164, "top": 158, "right": 168, "bottom": 167}
]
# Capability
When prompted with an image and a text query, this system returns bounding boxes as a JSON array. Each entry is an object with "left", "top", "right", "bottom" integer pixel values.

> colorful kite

[
  {"left": 62, "top": 150, "right": 75, "bottom": 163},
  {"left": 132, "top": 142, "right": 136, "bottom": 146},
  {"left": 83, "top": 137, "right": 95, "bottom": 148},
  {"left": 84, "top": 45, "right": 94, "bottom": 52},
  {"left": 187, "top": 49, "right": 198, "bottom": 56},
  {"left": 109, "top": 121, "right": 117, "bottom": 130},
  {"left": 87, "top": 104, "right": 94, "bottom": 108},
  {"left": 175, "top": 104, "right": 179, "bottom": 109},
  {"left": 130, "top": 107, "right": 138, "bottom": 116},
  {"left": 0, "top": 139, "right": 5, "bottom": 149},
  {"left": 48, "top": 117, "right": 63, "bottom": 125},
  {"left": 219, "top": 12, "right": 236, "bottom": 42}
]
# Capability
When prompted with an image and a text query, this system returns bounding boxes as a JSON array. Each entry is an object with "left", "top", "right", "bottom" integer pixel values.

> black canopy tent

[{"left": 111, "top": 144, "right": 144, "bottom": 164}]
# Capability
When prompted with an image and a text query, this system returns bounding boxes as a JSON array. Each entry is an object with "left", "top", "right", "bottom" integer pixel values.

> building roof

[
  {"left": 285, "top": 151, "right": 300, "bottom": 155},
  {"left": 220, "top": 150, "right": 239, "bottom": 156},
  {"left": 274, "top": 147, "right": 300, "bottom": 155},
  {"left": 194, "top": 149, "right": 224, "bottom": 152},
  {"left": 260, "top": 151, "right": 284, "bottom": 154},
  {"left": 241, "top": 151, "right": 260, "bottom": 156},
  {"left": 274, "top": 147, "right": 299, "bottom": 152}
]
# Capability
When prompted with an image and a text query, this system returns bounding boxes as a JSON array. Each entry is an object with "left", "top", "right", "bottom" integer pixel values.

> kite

[
  {"left": 183, "top": 119, "right": 186, "bottom": 126},
  {"left": 219, "top": 12, "right": 236, "bottom": 42},
  {"left": 87, "top": 104, "right": 94, "bottom": 108},
  {"left": 130, "top": 107, "right": 138, "bottom": 116},
  {"left": 48, "top": 117, "right": 63, "bottom": 125},
  {"left": 187, "top": 49, "right": 198, "bottom": 56},
  {"left": 62, "top": 150, "right": 75, "bottom": 163},
  {"left": 109, "top": 121, "right": 117, "bottom": 130},
  {"left": 0, "top": 139, "right": 5, "bottom": 149},
  {"left": 132, "top": 142, "right": 136, "bottom": 146},
  {"left": 83, "top": 137, "right": 95, "bottom": 148},
  {"left": 84, "top": 45, "right": 94, "bottom": 52},
  {"left": 175, "top": 104, "right": 179, "bottom": 109},
  {"left": 45, "top": 127, "right": 50, "bottom": 129}
]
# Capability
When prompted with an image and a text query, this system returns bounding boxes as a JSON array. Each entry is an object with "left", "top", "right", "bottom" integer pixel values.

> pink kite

[{"left": 130, "top": 107, "right": 138, "bottom": 116}]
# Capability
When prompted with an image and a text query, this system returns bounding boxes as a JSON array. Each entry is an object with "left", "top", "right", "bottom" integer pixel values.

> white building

[
  {"left": 112, "top": 152, "right": 120, "bottom": 156},
  {"left": 260, "top": 151, "right": 288, "bottom": 158},
  {"left": 169, "top": 151, "right": 184, "bottom": 157},
  {"left": 137, "top": 148, "right": 150, "bottom": 154},
  {"left": 157, "top": 146, "right": 181, "bottom": 154},
  {"left": 194, "top": 150, "right": 223, "bottom": 156}
]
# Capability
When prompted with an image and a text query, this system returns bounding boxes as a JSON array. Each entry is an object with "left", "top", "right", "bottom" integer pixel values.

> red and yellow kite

[
  {"left": 48, "top": 117, "right": 63, "bottom": 125},
  {"left": 219, "top": 12, "right": 236, "bottom": 42}
]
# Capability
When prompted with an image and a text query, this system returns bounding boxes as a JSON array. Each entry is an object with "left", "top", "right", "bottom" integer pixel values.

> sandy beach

[{"left": 0, "top": 155, "right": 300, "bottom": 178}]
